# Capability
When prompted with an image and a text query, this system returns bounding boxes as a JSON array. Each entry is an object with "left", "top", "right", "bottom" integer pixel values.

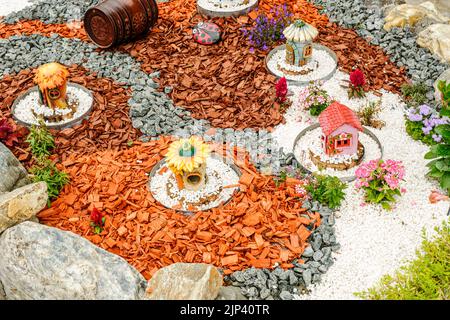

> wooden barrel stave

[{"left": 84, "top": 0, "right": 158, "bottom": 48}]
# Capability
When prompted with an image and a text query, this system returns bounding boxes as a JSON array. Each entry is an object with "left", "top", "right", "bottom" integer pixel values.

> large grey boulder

[
  {"left": 0, "top": 142, "right": 30, "bottom": 194},
  {"left": 0, "top": 222, "right": 147, "bottom": 300},
  {"left": 0, "top": 182, "right": 47, "bottom": 234},
  {"left": 0, "top": 280, "right": 5, "bottom": 300},
  {"left": 146, "top": 263, "right": 222, "bottom": 300}
]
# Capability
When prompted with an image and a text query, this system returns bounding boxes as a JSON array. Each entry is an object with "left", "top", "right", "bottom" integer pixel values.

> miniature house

[
  {"left": 34, "top": 62, "right": 69, "bottom": 110},
  {"left": 318, "top": 102, "right": 363, "bottom": 156},
  {"left": 283, "top": 20, "right": 318, "bottom": 67}
]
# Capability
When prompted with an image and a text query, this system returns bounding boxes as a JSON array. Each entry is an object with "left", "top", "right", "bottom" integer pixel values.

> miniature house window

[
  {"left": 303, "top": 45, "right": 312, "bottom": 58},
  {"left": 335, "top": 137, "right": 351, "bottom": 148}
]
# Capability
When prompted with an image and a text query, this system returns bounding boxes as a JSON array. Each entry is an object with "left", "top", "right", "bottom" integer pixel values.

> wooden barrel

[{"left": 84, "top": 0, "right": 158, "bottom": 48}]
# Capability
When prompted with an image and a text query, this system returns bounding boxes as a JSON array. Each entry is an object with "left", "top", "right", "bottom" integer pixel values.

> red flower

[
  {"left": 90, "top": 207, "right": 104, "bottom": 226},
  {"left": 349, "top": 69, "right": 366, "bottom": 87},
  {"left": 275, "top": 77, "right": 288, "bottom": 102}
]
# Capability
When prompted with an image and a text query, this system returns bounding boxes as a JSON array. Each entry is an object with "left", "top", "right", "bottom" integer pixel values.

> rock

[
  {"left": 384, "top": 2, "right": 449, "bottom": 31},
  {"left": 434, "top": 68, "right": 450, "bottom": 102},
  {"left": 0, "top": 222, "right": 146, "bottom": 300},
  {"left": 0, "top": 143, "right": 30, "bottom": 194},
  {"left": 279, "top": 290, "right": 293, "bottom": 300},
  {"left": 0, "top": 280, "right": 5, "bottom": 300},
  {"left": 0, "top": 182, "right": 48, "bottom": 234},
  {"left": 216, "top": 286, "right": 247, "bottom": 300},
  {"left": 302, "top": 269, "right": 312, "bottom": 287},
  {"left": 417, "top": 24, "right": 450, "bottom": 63},
  {"left": 146, "top": 263, "right": 222, "bottom": 300}
]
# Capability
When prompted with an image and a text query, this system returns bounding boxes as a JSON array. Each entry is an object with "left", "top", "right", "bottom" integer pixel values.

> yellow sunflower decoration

[
  {"left": 34, "top": 62, "right": 69, "bottom": 109},
  {"left": 166, "top": 137, "right": 210, "bottom": 175}
]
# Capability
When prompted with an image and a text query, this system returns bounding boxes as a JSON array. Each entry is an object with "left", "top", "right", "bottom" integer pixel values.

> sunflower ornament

[{"left": 166, "top": 137, "right": 210, "bottom": 191}]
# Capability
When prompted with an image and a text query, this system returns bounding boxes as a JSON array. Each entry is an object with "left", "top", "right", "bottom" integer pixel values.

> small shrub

[
  {"left": 401, "top": 82, "right": 428, "bottom": 107},
  {"left": 355, "top": 159, "right": 406, "bottom": 210},
  {"left": 356, "top": 220, "right": 450, "bottom": 300},
  {"left": 30, "top": 158, "right": 69, "bottom": 202},
  {"left": 405, "top": 104, "right": 449, "bottom": 145},
  {"left": 357, "top": 100, "right": 385, "bottom": 129},
  {"left": 242, "top": 5, "right": 293, "bottom": 51},
  {"left": 305, "top": 174, "right": 347, "bottom": 209},
  {"left": 26, "top": 122, "right": 55, "bottom": 159},
  {"left": 298, "top": 81, "right": 332, "bottom": 116},
  {"left": 437, "top": 80, "right": 450, "bottom": 111}
]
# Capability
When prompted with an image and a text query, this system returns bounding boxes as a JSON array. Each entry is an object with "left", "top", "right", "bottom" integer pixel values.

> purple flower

[
  {"left": 422, "top": 126, "right": 433, "bottom": 135},
  {"left": 432, "top": 134, "right": 442, "bottom": 142},
  {"left": 419, "top": 104, "right": 431, "bottom": 116},
  {"left": 408, "top": 111, "right": 422, "bottom": 122}
]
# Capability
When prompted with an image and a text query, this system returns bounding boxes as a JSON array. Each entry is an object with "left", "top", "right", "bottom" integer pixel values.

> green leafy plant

[
  {"left": 305, "top": 174, "right": 347, "bottom": 209},
  {"left": 424, "top": 124, "right": 450, "bottom": 194},
  {"left": 437, "top": 80, "right": 450, "bottom": 111},
  {"left": 30, "top": 158, "right": 69, "bottom": 203},
  {"left": 401, "top": 82, "right": 428, "bottom": 107},
  {"left": 357, "top": 100, "right": 385, "bottom": 129},
  {"left": 356, "top": 220, "right": 450, "bottom": 300},
  {"left": 26, "top": 122, "right": 55, "bottom": 159},
  {"left": 355, "top": 159, "right": 406, "bottom": 210}
]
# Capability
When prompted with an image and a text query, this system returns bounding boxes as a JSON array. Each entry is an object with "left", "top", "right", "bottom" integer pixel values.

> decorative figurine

[
  {"left": 318, "top": 102, "right": 363, "bottom": 156},
  {"left": 193, "top": 22, "right": 221, "bottom": 45},
  {"left": 165, "top": 137, "right": 210, "bottom": 191},
  {"left": 283, "top": 20, "right": 318, "bottom": 67},
  {"left": 34, "top": 62, "right": 69, "bottom": 110}
]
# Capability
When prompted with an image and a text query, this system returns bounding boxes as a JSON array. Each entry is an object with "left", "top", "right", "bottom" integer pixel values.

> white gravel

[
  {"left": 0, "top": 0, "right": 34, "bottom": 17},
  {"left": 149, "top": 156, "right": 239, "bottom": 211},
  {"left": 267, "top": 48, "right": 337, "bottom": 82},
  {"left": 273, "top": 69, "right": 449, "bottom": 299},
  {"left": 197, "top": 0, "right": 258, "bottom": 13},
  {"left": 13, "top": 84, "right": 93, "bottom": 127}
]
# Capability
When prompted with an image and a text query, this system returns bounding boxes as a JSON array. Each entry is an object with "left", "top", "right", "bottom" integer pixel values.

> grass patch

[{"left": 356, "top": 220, "right": 450, "bottom": 300}]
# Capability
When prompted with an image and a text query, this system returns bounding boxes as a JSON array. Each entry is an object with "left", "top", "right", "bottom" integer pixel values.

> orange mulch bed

[
  {"left": 0, "top": 65, "right": 140, "bottom": 167},
  {"left": 37, "top": 138, "right": 318, "bottom": 279},
  {"left": 0, "top": 20, "right": 88, "bottom": 40}
]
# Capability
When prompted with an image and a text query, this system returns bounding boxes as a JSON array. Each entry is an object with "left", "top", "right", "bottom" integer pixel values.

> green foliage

[
  {"left": 401, "top": 82, "right": 428, "bottom": 107},
  {"left": 425, "top": 124, "right": 450, "bottom": 194},
  {"left": 309, "top": 102, "right": 329, "bottom": 116},
  {"left": 405, "top": 119, "right": 436, "bottom": 145},
  {"left": 26, "top": 123, "right": 55, "bottom": 159},
  {"left": 363, "top": 178, "right": 402, "bottom": 210},
  {"left": 438, "top": 80, "right": 450, "bottom": 110},
  {"left": 357, "top": 100, "right": 385, "bottom": 129},
  {"left": 305, "top": 174, "right": 347, "bottom": 209},
  {"left": 356, "top": 220, "right": 450, "bottom": 300},
  {"left": 30, "top": 158, "right": 69, "bottom": 203}
]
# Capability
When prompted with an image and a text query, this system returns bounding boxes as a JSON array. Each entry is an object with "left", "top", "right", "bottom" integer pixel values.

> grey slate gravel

[{"left": 3, "top": 0, "right": 101, "bottom": 24}]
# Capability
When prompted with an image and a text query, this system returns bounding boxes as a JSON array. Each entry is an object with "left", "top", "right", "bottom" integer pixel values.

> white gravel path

[
  {"left": 0, "top": 0, "right": 34, "bottom": 17},
  {"left": 273, "top": 70, "right": 449, "bottom": 299}
]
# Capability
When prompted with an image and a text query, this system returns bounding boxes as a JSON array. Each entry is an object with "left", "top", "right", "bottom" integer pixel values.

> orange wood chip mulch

[
  {"left": 0, "top": 65, "right": 140, "bottom": 167},
  {"left": 37, "top": 139, "right": 319, "bottom": 279},
  {"left": 0, "top": 20, "right": 88, "bottom": 41},
  {"left": 121, "top": 0, "right": 284, "bottom": 131}
]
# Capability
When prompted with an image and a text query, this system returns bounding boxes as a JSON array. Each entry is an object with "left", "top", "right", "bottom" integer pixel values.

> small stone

[
  {"left": 302, "top": 245, "right": 314, "bottom": 258},
  {"left": 279, "top": 291, "right": 293, "bottom": 300},
  {"left": 313, "top": 250, "right": 324, "bottom": 261},
  {"left": 302, "top": 269, "right": 312, "bottom": 287},
  {"left": 216, "top": 286, "right": 247, "bottom": 300}
]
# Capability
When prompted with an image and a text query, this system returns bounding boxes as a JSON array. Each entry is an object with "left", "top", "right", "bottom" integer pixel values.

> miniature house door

[{"left": 303, "top": 44, "right": 312, "bottom": 58}]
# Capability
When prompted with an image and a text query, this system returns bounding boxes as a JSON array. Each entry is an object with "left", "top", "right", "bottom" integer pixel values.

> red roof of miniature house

[{"left": 318, "top": 102, "right": 363, "bottom": 136}]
